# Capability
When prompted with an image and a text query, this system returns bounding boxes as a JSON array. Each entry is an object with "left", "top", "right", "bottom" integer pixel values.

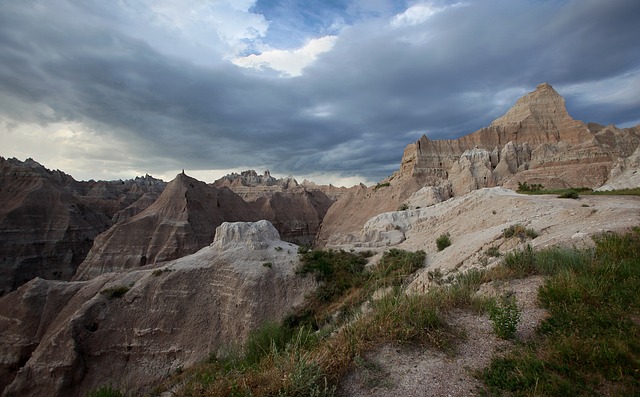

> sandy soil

[{"left": 339, "top": 277, "right": 546, "bottom": 396}]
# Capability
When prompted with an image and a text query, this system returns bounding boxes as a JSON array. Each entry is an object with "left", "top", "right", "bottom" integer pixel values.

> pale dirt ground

[{"left": 338, "top": 277, "right": 546, "bottom": 397}]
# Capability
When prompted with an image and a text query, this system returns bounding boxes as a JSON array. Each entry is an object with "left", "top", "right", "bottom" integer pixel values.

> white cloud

[
  {"left": 120, "top": 0, "right": 269, "bottom": 63},
  {"left": 390, "top": 1, "right": 467, "bottom": 27},
  {"left": 233, "top": 36, "right": 337, "bottom": 77},
  {"left": 557, "top": 69, "right": 640, "bottom": 108},
  {"left": 391, "top": 3, "right": 441, "bottom": 27}
]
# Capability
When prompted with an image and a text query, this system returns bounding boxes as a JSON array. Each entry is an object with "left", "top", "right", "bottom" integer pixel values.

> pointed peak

[
  {"left": 169, "top": 171, "right": 201, "bottom": 187},
  {"left": 535, "top": 82, "right": 554, "bottom": 91},
  {"left": 490, "top": 82, "right": 569, "bottom": 128}
]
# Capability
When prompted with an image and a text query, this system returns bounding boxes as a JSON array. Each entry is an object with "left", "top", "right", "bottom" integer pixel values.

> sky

[{"left": 1, "top": 0, "right": 639, "bottom": 186}]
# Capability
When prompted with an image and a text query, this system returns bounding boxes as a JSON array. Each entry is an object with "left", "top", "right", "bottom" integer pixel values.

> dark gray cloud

[{"left": 1, "top": 0, "right": 639, "bottom": 183}]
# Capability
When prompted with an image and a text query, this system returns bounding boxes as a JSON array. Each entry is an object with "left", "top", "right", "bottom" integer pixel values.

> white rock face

[
  {"left": 596, "top": 146, "right": 640, "bottom": 191},
  {"left": 407, "top": 185, "right": 452, "bottom": 209},
  {"left": 213, "top": 220, "right": 282, "bottom": 251},
  {"left": 449, "top": 148, "right": 497, "bottom": 196}
]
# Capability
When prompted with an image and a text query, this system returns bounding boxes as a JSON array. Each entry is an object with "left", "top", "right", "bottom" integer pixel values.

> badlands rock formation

[
  {"left": 214, "top": 170, "right": 343, "bottom": 246},
  {"left": 74, "top": 172, "right": 257, "bottom": 280},
  {"left": 397, "top": 83, "right": 639, "bottom": 191},
  {"left": 0, "top": 221, "right": 314, "bottom": 397},
  {"left": 0, "top": 157, "right": 165, "bottom": 295},
  {"left": 318, "top": 83, "right": 640, "bottom": 245}
]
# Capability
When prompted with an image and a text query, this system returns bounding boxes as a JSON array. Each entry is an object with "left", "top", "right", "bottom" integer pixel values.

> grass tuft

[
  {"left": 436, "top": 233, "right": 451, "bottom": 251},
  {"left": 100, "top": 285, "right": 130, "bottom": 299}
]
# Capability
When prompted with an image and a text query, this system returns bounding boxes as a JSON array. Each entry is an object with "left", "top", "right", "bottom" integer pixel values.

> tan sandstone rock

[{"left": 318, "top": 83, "right": 640, "bottom": 246}]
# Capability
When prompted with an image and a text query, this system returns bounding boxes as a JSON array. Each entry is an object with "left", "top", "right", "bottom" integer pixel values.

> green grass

[
  {"left": 100, "top": 285, "right": 130, "bottom": 299},
  {"left": 591, "top": 187, "right": 640, "bottom": 196},
  {"left": 436, "top": 233, "right": 452, "bottom": 251},
  {"left": 517, "top": 185, "right": 640, "bottom": 197},
  {"left": 481, "top": 227, "right": 640, "bottom": 396},
  {"left": 87, "top": 385, "right": 124, "bottom": 397}
]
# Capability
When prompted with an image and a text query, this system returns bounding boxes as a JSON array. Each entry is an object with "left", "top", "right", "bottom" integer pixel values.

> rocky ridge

[
  {"left": 0, "top": 157, "right": 166, "bottom": 295},
  {"left": 214, "top": 170, "right": 352, "bottom": 246},
  {"left": 74, "top": 172, "right": 256, "bottom": 280},
  {"left": 318, "top": 83, "right": 640, "bottom": 246},
  {"left": 0, "top": 221, "right": 314, "bottom": 396}
]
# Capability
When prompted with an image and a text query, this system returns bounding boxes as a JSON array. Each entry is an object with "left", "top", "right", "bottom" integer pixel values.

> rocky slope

[
  {"left": 0, "top": 158, "right": 165, "bottom": 295},
  {"left": 327, "top": 186, "right": 640, "bottom": 293},
  {"left": 0, "top": 221, "right": 314, "bottom": 397},
  {"left": 74, "top": 172, "right": 257, "bottom": 280},
  {"left": 318, "top": 83, "right": 640, "bottom": 246}
]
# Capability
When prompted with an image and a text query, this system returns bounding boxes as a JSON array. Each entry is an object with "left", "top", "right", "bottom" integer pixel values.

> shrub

[
  {"left": 502, "top": 224, "right": 538, "bottom": 239},
  {"left": 100, "top": 285, "right": 130, "bottom": 299},
  {"left": 558, "top": 190, "right": 579, "bottom": 199},
  {"left": 436, "top": 233, "right": 451, "bottom": 251},
  {"left": 151, "top": 267, "right": 171, "bottom": 276},
  {"left": 87, "top": 385, "right": 124, "bottom": 397},
  {"left": 263, "top": 262, "right": 273, "bottom": 268},
  {"left": 397, "top": 203, "right": 409, "bottom": 211},
  {"left": 517, "top": 181, "right": 544, "bottom": 193},
  {"left": 485, "top": 246, "right": 501, "bottom": 257},
  {"left": 488, "top": 293, "right": 521, "bottom": 339}
]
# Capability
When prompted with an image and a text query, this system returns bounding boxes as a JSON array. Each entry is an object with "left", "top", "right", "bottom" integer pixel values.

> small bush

[
  {"left": 397, "top": 203, "right": 409, "bottom": 211},
  {"left": 436, "top": 233, "right": 451, "bottom": 251},
  {"left": 488, "top": 293, "right": 521, "bottom": 339},
  {"left": 427, "top": 268, "right": 444, "bottom": 284},
  {"left": 151, "top": 267, "right": 171, "bottom": 276},
  {"left": 373, "top": 182, "right": 390, "bottom": 191},
  {"left": 100, "top": 285, "right": 130, "bottom": 299},
  {"left": 502, "top": 224, "right": 538, "bottom": 239},
  {"left": 558, "top": 190, "right": 579, "bottom": 199},
  {"left": 485, "top": 246, "right": 500, "bottom": 257},
  {"left": 263, "top": 262, "right": 273, "bottom": 268},
  {"left": 87, "top": 385, "right": 124, "bottom": 397},
  {"left": 517, "top": 181, "right": 544, "bottom": 193}
]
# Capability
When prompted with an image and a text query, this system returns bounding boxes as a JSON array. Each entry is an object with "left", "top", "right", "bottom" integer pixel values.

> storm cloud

[{"left": 1, "top": 0, "right": 639, "bottom": 184}]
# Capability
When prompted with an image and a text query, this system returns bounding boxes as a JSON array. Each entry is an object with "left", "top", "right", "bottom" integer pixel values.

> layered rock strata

[
  {"left": 74, "top": 172, "right": 256, "bottom": 280},
  {"left": 0, "top": 221, "right": 314, "bottom": 397},
  {"left": 0, "top": 158, "right": 165, "bottom": 295},
  {"left": 214, "top": 170, "right": 343, "bottom": 246}
]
